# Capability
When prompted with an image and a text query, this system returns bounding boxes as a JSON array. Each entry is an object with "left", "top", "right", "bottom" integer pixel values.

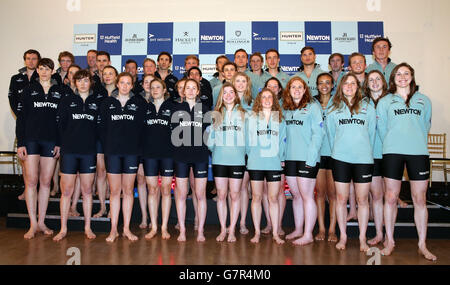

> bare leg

[
  {"left": 194, "top": 177, "right": 207, "bottom": 242},
  {"left": 239, "top": 172, "right": 250, "bottom": 234},
  {"left": 215, "top": 177, "right": 229, "bottom": 242},
  {"left": 410, "top": 180, "right": 437, "bottom": 261},
  {"left": 160, "top": 176, "right": 173, "bottom": 240},
  {"left": 293, "top": 177, "right": 316, "bottom": 246},
  {"left": 54, "top": 173, "right": 76, "bottom": 241},
  {"left": 381, "top": 178, "right": 401, "bottom": 255},
  {"left": 326, "top": 170, "right": 338, "bottom": 242},
  {"left": 267, "top": 181, "right": 284, "bottom": 244},
  {"left": 80, "top": 173, "right": 96, "bottom": 239},
  {"left": 315, "top": 169, "right": 327, "bottom": 241},
  {"left": 145, "top": 176, "right": 159, "bottom": 240},
  {"left": 355, "top": 182, "right": 371, "bottom": 252},
  {"left": 137, "top": 164, "right": 148, "bottom": 229},
  {"left": 106, "top": 173, "right": 121, "bottom": 243},
  {"left": 175, "top": 177, "right": 188, "bottom": 242},
  {"left": 347, "top": 182, "right": 357, "bottom": 221},
  {"left": 22, "top": 155, "right": 40, "bottom": 239},
  {"left": 368, "top": 176, "right": 384, "bottom": 245},
  {"left": 228, "top": 178, "right": 242, "bottom": 242},
  {"left": 36, "top": 156, "right": 57, "bottom": 235},
  {"left": 94, "top": 154, "right": 107, "bottom": 218},
  {"left": 189, "top": 169, "right": 198, "bottom": 231},
  {"left": 278, "top": 174, "right": 286, "bottom": 236},
  {"left": 285, "top": 176, "right": 304, "bottom": 240},
  {"left": 335, "top": 182, "right": 350, "bottom": 250},
  {"left": 122, "top": 173, "right": 138, "bottom": 241},
  {"left": 250, "top": 180, "right": 263, "bottom": 243},
  {"left": 261, "top": 181, "right": 272, "bottom": 234},
  {"left": 69, "top": 174, "right": 81, "bottom": 217},
  {"left": 50, "top": 160, "right": 60, "bottom": 196}
]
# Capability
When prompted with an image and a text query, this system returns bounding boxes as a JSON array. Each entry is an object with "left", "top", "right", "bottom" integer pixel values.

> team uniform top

[
  {"left": 207, "top": 105, "right": 246, "bottom": 166},
  {"left": 8, "top": 68, "right": 39, "bottom": 116},
  {"left": 248, "top": 70, "right": 272, "bottom": 93},
  {"left": 264, "top": 68, "right": 291, "bottom": 89},
  {"left": 366, "top": 59, "right": 397, "bottom": 85},
  {"left": 98, "top": 90, "right": 146, "bottom": 156},
  {"left": 155, "top": 70, "right": 178, "bottom": 100},
  {"left": 293, "top": 64, "right": 325, "bottom": 96},
  {"left": 283, "top": 101, "right": 324, "bottom": 166},
  {"left": 143, "top": 99, "right": 175, "bottom": 159},
  {"left": 314, "top": 95, "right": 335, "bottom": 157},
  {"left": 376, "top": 92, "right": 432, "bottom": 156},
  {"left": 331, "top": 71, "right": 345, "bottom": 95},
  {"left": 369, "top": 98, "right": 383, "bottom": 159},
  {"left": 245, "top": 114, "right": 286, "bottom": 171},
  {"left": 15, "top": 79, "right": 69, "bottom": 147},
  {"left": 56, "top": 89, "right": 106, "bottom": 155},
  {"left": 171, "top": 100, "right": 211, "bottom": 163},
  {"left": 209, "top": 73, "right": 222, "bottom": 90},
  {"left": 326, "top": 99, "right": 376, "bottom": 164}
]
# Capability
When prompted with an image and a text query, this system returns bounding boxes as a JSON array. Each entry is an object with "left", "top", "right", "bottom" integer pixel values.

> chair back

[{"left": 428, "top": 133, "right": 446, "bottom": 158}]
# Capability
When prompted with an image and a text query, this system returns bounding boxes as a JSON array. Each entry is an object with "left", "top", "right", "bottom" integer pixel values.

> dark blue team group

[{"left": 8, "top": 36, "right": 436, "bottom": 261}]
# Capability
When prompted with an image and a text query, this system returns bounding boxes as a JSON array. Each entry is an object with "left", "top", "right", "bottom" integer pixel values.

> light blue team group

[{"left": 9, "top": 36, "right": 436, "bottom": 261}]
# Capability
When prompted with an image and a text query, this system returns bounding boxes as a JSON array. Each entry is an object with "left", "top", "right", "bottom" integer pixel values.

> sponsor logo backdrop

[{"left": 74, "top": 21, "right": 383, "bottom": 79}]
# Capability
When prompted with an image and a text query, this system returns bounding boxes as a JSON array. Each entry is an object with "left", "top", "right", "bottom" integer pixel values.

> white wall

[{"left": 1, "top": 0, "right": 449, "bottom": 179}]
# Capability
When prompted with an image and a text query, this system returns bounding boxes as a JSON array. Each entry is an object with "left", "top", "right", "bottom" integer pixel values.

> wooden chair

[
  {"left": 0, "top": 138, "right": 20, "bottom": 174},
  {"left": 428, "top": 133, "right": 448, "bottom": 187}
]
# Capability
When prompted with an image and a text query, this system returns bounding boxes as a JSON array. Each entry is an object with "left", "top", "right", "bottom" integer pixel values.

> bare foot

[
  {"left": 250, "top": 234, "right": 260, "bottom": 243},
  {"left": 418, "top": 244, "right": 437, "bottom": 261},
  {"left": 37, "top": 224, "right": 54, "bottom": 236},
  {"left": 123, "top": 230, "right": 138, "bottom": 241},
  {"left": 106, "top": 231, "right": 119, "bottom": 243},
  {"left": 273, "top": 235, "right": 285, "bottom": 245},
  {"left": 161, "top": 229, "right": 171, "bottom": 240},
  {"left": 360, "top": 239, "right": 370, "bottom": 252},
  {"left": 85, "top": 229, "right": 96, "bottom": 239},
  {"left": 50, "top": 188, "right": 58, "bottom": 197},
  {"left": 381, "top": 240, "right": 395, "bottom": 256},
  {"left": 398, "top": 198, "right": 408, "bottom": 208},
  {"left": 93, "top": 208, "right": 107, "bottom": 218},
  {"left": 368, "top": 235, "right": 384, "bottom": 246},
  {"left": 216, "top": 230, "right": 227, "bottom": 242},
  {"left": 145, "top": 229, "right": 157, "bottom": 240},
  {"left": 240, "top": 225, "right": 249, "bottom": 235},
  {"left": 327, "top": 232, "right": 338, "bottom": 243},
  {"left": 278, "top": 229, "right": 285, "bottom": 236},
  {"left": 347, "top": 212, "right": 357, "bottom": 221},
  {"left": 194, "top": 220, "right": 199, "bottom": 231},
  {"left": 227, "top": 232, "right": 236, "bottom": 243},
  {"left": 24, "top": 227, "right": 36, "bottom": 239},
  {"left": 261, "top": 226, "right": 272, "bottom": 235},
  {"left": 336, "top": 237, "right": 347, "bottom": 250},
  {"left": 286, "top": 230, "right": 303, "bottom": 240},
  {"left": 53, "top": 230, "right": 67, "bottom": 242},
  {"left": 197, "top": 232, "right": 206, "bottom": 243},
  {"left": 177, "top": 231, "right": 186, "bottom": 242},
  {"left": 18, "top": 193, "right": 25, "bottom": 201},
  {"left": 69, "top": 209, "right": 80, "bottom": 217},
  {"left": 175, "top": 223, "right": 180, "bottom": 231},
  {"left": 139, "top": 222, "right": 148, "bottom": 229},
  {"left": 293, "top": 234, "right": 314, "bottom": 246},
  {"left": 315, "top": 231, "right": 326, "bottom": 241}
]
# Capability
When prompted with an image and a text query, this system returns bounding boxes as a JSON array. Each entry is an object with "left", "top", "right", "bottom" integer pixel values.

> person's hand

[
  {"left": 53, "top": 146, "right": 60, "bottom": 159},
  {"left": 17, "top": 146, "right": 27, "bottom": 161}
]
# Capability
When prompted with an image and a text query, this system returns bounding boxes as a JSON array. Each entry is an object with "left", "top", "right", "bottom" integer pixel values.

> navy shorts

[
  {"left": 60, "top": 153, "right": 97, "bottom": 174},
  {"left": 319, "top": 156, "right": 333, "bottom": 170},
  {"left": 248, "top": 170, "right": 282, "bottom": 182},
  {"left": 373, "top": 158, "right": 383, "bottom": 177},
  {"left": 174, "top": 161, "right": 209, "bottom": 178},
  {"left": 143, "top": 158, "right": 174, "bottom": 177},
  {"left": 285, "top": 160, "right": 319, "bottom": 178},
  {"left": 331, "top": 159, "right": 374, "bottom": 183},
  {"left": 382, "top": 154, "right": 430, "bottom": 181},
  {"left": 212, "top": 165, "right": 245, "bottom": 179},
  {"left": 105, "top": 155, "right": 140, "bottom": 174},
  {"left": 25, "top": 141, "right": 55, "bottom": 157}
]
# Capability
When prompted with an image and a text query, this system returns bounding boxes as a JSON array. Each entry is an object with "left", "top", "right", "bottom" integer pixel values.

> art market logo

[{"left": 334, "top": 32, "right": 356, "bottom": 43}]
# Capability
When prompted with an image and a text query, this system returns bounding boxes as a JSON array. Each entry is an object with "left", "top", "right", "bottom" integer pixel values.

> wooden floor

[{"left": 0, "top": 218, "right": 448, "bottom": 265}]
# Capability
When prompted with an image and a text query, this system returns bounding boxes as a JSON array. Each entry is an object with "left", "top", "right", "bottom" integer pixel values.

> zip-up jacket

[
  {"left": 143, "top": 99, "right": 175, "bottom": 158},
  {"left": 264, "top": 68, "right": 290, "bottom": 88},
  {"left": 209, "top": 73, "right": 222, "bottom": 90},
  {"left": 283, "top": 101, "right": 324, "bottom": 166},
  {"left": 245, "top": 114, "right": 286, "bottom": 171},
  {"left": 171, "top": 100, "right": 211, "bottom": 163},
  {"left": 314, "top": 95, "right": 334, "bottom": 156},
  {"left": 366, "top": 59, "right": 396, "bottom": 85},
  {"left": 330, "top": 71, "right": 345, "bottom": 95},
  {"left": 57, "top": 89, "right": 106, "bottom": 155},
  {"left": 369, "top": 98, "right": 383, "bottom": 159},
  {"left": 16, "top": 79, "right": 69, "bottom": 147},
  {"left": 155, "top": 70, "right": 178, "bottom": 100},
  {"left": 207, "top": 105, "right": 246, "bottom": 166},
  {"left": 8, "top": 68, "right": 39, "bottom": 116},
  {"left": 326, "top": 99, "right": 376, "bottom": 164},
  {"left": 376, "top": 92, "right": 431, "bottom": 156},
  {"left": 98, "top": 90, "right": 146, "bottom": 156},
  {"left": 293, "top": 64, "right": 325, "bottom": 96}
]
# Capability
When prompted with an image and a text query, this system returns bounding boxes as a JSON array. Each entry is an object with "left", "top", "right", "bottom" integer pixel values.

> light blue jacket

[
  {"left": 283, "top": 101, "right": 324, "bottom": 166},
  {"left": 376, "top": 92, "right": 432, "bottom": 155},
  {"left": 326, "top": 98, "right": 376, "bottom": 164},
  {"left": 207, "top": 105, "right": 246, "bottom": 166},
  {"left": 293, "top": 64, "right": 325, "bottom": 96},
  {"left": 314, "top": 95, "right": 334, "bottom": 157},
  {"left": 369, "top": 98, "right": 383, "bottom": 159},
  {"left": 245, "top": 113, "right": 286, "bottom": 171}
]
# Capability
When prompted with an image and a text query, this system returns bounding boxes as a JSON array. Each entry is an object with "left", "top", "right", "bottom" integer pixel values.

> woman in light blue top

[
  {"left": 231, "top": 72, "right": 253, "bottom": 235},
  {"left": 208, "top": 82, "right": 246, "bottom": 243},
  {"left": 246, "top": 88, "right": 286, "bottom": 245},
  {"left": 326, "top": 72, "right": 376, "bottom": 252},
  {"left": 283, "top": 76, "right": 324, "bottom": 246},
  {"left": 263, "top": 77, "right": 287, "bottom": 236},
  {"left": 376, "top": 63, "right": 436, "bottom": 261}
]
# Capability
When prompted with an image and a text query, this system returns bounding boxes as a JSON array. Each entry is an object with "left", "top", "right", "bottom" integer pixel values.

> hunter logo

[
  {"left": 74, "top": 34, "right": 96, "bottom": 44},
  {"left": 280, "top": 31, "right": 304, "bottom": 41}
]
